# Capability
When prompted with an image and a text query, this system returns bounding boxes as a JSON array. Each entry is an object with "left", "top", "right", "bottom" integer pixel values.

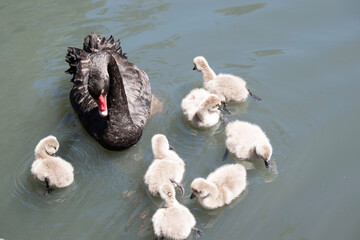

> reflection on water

[
  {"left": 229, "top": 157, "right": 279, "bottom": 184},
  {"left": 13, "top": 153, "right": 78, "bottom": 210},
  {"left": 138, "top": 34, "right": 181, "bottom": 50},
  {"left": 222, "top": 63, "right": 255, "bottom": 70},
  {"left": 216, "top": 3, "right": 267, "bottom": 17},
  {"left": 186, "top": 187, "right": 249, "bottom": 230},
  {"left": 252, "top": 49, "right": 286, "bottom": 57},
  {"left": 116, "top": 1, "right": 170, "bottom": 38}
]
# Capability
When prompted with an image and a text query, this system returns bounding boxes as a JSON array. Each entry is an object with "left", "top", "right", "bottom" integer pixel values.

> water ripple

[
  {"left": 216, "top": 3, "right": 267, "bottom": 17},
  {"left": 12, "top": 153, "right": 77, "bottom": 211}
]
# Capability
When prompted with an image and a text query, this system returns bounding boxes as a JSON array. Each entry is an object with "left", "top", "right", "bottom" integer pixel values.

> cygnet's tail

[
  {"left": 256, "top": 144, "right": 272, "bottom": 168},
  {"left": 83, "top": 33, "right": 126, "bottom": 57},
  {"left": 246, "top": 87, "right": 262, "bottom": 101}
]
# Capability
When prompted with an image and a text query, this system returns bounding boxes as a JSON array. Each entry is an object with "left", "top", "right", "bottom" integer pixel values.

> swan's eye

[
  {"left": 94, "top": 89, "right": 104, "bottom": 99},
  {"left": 88, "top": 76, "right": 107, "bottom": 100}
]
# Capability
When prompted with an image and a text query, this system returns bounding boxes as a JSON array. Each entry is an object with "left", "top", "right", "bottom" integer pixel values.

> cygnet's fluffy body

[
  {"left": 225, "top": 120, "right": 272, "bottom": 167},
  {"left": 181, "top": 88, "right": 222, "bottom": 128},
  {"left": 31, "top": 136, "right": 74, "bottom": 188},
  {"left": 144, "top": 134, "right": 185, "bottom": 196},
  {"left": 193, "top": 56, "right": 259, "bottom": 103},
  {"left": 190, "top": 164, "right": 246, "bottom": 209},
  {"left": 152, "top": 184, "right": 198, "bottom": 240}
]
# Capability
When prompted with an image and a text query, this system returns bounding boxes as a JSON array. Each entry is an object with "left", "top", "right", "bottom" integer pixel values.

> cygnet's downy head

[
  {"left": 159, "top": 183, "right": 176, "bottom": 202},
  {"left": 256, "top": 144, "right": 273, "bottom": 168},
  {"left": 151, "top": 134, "right": 173, "bottom": 159},
  {"left": 193, "top": 56, "right": 208, "bottom": 72},
  {"left": 201, "top": 95, "right": 221, "bottom": 112},
  {"left": 190, "top": 178, "right": 210, "bottom": 199},
  {"left": 35, "top": 135, "right": 59, "bottom": 159}
]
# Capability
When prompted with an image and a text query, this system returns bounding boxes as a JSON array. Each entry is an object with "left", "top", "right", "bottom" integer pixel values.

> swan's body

[
  {"left": 66, "top": 34, "right": 152, "bottom": 150},
  {"left": 225, "top": 120, "right": 272, "bottom": 167},
  {"left": 31, "top": 136, "right": 74, "bottom": 189},
  {"left": 181, "top": 88, "right": 222, "bottom": 128},
  {"left": 193, "top": 56, "right": 261, "bottom": 103},
  {"left": 190, "top": 164, "right": 246, "bottom": 209},
  {"left": 144, "top": 134, "right": 185, "bottom": 196},
  {"left": 152, "top": 184, "right": 201, "bottom": 240}
]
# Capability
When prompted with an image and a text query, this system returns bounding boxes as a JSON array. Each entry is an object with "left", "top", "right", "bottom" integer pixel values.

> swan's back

[
  {"left": 207, "top": 164, "right": 246, "bottom": 190},
  {"left": 152, "top": 206, "right": 195, "bottom": 239},
  {"left": 181, "top": 88, "right": 212, "bottom": 120},
  {"left": 144, "top": 134, "right": 185, "bottom": 195},
  {"left": 206, "top": 73, "right": 248, "bottom": 102},
  {"left": 226, "top": 121, "right": 264, "bottom": 144},
  {"left": 207, "top": 164, "right": 247, "bottom": 205},
  {"left": 152, "top": 184, "right": 196, "bottom": 239},
  {"left": 31, "top": 157, "right": 74, "bottom": 188},
  {"left": 226, "top": 120, "right": 271, "bottom": 155}
]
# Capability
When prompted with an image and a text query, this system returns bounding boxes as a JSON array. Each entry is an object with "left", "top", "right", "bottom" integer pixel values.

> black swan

[{"left": 65, "top": 33, "right": 152, "bottom": 150}]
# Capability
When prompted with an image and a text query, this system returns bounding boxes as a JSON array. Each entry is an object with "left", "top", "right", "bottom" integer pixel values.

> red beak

[{"left": 96, "top": 93, "right": 108, "bottom": 117}]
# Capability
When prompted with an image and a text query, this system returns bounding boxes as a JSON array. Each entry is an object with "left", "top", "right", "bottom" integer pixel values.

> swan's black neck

[
  {"left": 99, "top": 55, "right": 142, "bottom": 150},
  {"left": 106, "top": 56, "right": 132, "bottom": 123}
]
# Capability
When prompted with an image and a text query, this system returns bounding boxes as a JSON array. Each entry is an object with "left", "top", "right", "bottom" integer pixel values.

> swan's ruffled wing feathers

[
  {"left": 66, "top": 46, "right": 97, "bottom": 114},
  {"left": 83, "top": 33, "right": 126, "bottom": 58},
  {"left": 70, "top": 72, "right": 97, "bottom": 115},
  {"left": 70, "top": 85, "right": 97, "bottom": 114},
  {"left": 65, "top": 47, "right": 89, "bottom": 82},
  {"left": 113, "top": 54, "right": 152, "bottom": 129},
  {"left": 128, "top": 67, "right": 151, "bottom": 128}
]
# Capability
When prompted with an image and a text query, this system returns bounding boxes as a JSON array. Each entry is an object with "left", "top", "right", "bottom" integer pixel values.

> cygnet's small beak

[
  {"left": 169, "top": 145, "right": 174, "bottom": 150},
  {"left": 193, "top": 65, "right": 197, "bottom": 71},
  {"left": 221, "top": 105, "right": 231, "bottom": 115},
  {"left": 190, "top": 193, "right": 196, "bottom": 199},
  {"left": 264, "top": 160, "right": 270, "bottom": 168}
]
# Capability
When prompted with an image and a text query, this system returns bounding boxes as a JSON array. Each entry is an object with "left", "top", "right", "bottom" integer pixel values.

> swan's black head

[{"left": 88, "top": 68, "right": 110, "bottom": 117}]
